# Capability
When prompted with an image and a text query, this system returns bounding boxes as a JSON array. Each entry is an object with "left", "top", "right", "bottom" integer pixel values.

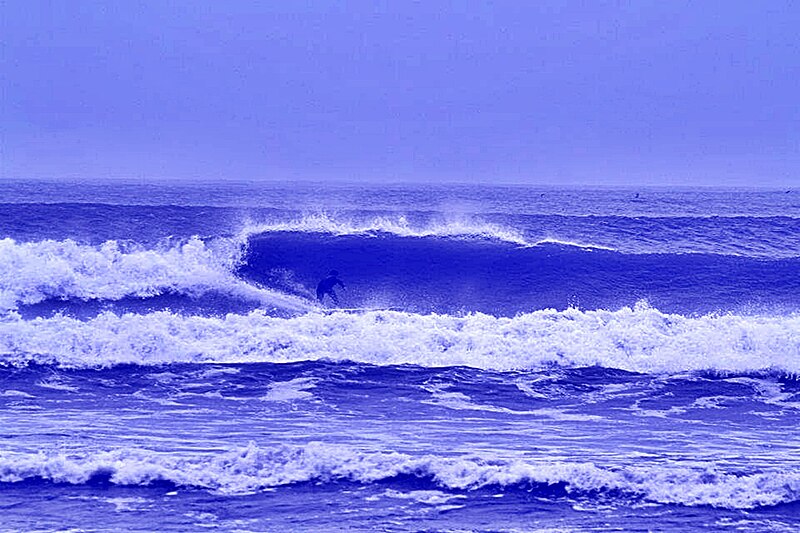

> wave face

[
  {"left": 240, "top": 230, "right": 800, "bottom": 316},
  {"left": 2, "top": 182, "right": 800, "bottom": 532}
]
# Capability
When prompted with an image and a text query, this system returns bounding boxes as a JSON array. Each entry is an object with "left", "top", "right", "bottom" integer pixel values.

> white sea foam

[
  {"left": 377, "top": 489, "right": 467, "bottom": 505},
  {"left": 723, "top": 377, "right": 800, "bottom": 410},
  {"left": 260, "top": 377, "right": 319, "bottom": 402},
  {"left": 421, "top": 382, "right": 604, "bottom": 419},
  {"left": 1, "top": 305, "right": 799, "bottom": 374},
  {"left": 0, "top": 442, "right": 796, "bottom": 509},
  {"left": 0, "top": 237, "right": 311, "bottom": 312},
  {"left": 0, "top": 389, "right": 35, "bottom": 398}
]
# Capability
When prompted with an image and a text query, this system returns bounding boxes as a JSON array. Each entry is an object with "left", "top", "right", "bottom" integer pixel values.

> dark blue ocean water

[{"left": 1, "top": 180, "right": 799, "bottom": 532}]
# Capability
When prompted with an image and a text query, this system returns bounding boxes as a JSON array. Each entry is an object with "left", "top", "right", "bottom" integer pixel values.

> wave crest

[{"left": 239, "top": 213, "right": 532, "bottom": 246}]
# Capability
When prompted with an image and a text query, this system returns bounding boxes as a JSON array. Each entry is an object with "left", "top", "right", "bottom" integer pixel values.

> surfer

[{"left": 316, "top": 270, "right": 345, "bottom": 305}]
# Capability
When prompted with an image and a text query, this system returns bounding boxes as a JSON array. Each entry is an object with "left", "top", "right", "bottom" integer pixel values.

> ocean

[{"left": 0, "top": 180, "right": 799, "bottom": 532}]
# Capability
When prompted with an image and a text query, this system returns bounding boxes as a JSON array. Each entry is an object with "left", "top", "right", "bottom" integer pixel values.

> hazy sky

[{"left": 2, "top": 1, "right": 799, "bottom": 186}]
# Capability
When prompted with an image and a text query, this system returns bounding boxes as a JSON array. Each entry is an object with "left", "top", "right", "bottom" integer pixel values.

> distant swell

[
  {"left": 2, "top": 306, "right": 799, "bottom": 374},
  {"left": 1, "top": 442, "right": 797, "bottom": 509}
]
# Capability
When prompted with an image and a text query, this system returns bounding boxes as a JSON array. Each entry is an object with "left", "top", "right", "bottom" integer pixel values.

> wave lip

[
  {"left": 2, "top": 305, "right": 799, "bottom": 374},
  {"left": 1, "top": 442, "right": 796, "bottom": 509},
  {"left": 239, "top": 213, "right": 532, "bottom": 246}
]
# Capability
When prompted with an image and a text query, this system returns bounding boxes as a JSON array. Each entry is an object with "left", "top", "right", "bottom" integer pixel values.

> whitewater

[{"left": 1, "top": 180, "right": 799, "bottom": 532}]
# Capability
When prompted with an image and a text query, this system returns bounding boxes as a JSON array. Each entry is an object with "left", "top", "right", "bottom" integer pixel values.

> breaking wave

[
  {"left": 1, "top": 305, "right": 799, "bottom": 374},
  {"left": 6, "top": 215, "right": 800, "bottom": 318},
  {"left": 1, "top": 442, "right": 796, "bottom": 509},
  {"left": 0, "top": 237, "right": 311, "bottom": 313}
]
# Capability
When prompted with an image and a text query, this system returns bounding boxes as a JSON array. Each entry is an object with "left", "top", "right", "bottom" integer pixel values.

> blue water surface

[{"left": 1, "top": 180, "right": 799, "bottom": 532}]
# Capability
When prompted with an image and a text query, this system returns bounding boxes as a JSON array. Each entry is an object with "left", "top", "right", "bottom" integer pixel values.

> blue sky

[{"left": 2, "top": 1, "right": 798, "bottom": 186}]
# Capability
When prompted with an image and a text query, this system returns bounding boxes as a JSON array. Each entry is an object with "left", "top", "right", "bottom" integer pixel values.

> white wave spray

[{"left": 238, "top": 212, "right": 532, "bottom": 246}]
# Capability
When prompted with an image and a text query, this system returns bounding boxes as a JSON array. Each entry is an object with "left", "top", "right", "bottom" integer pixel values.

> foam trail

[
  {"left": 1, "top": 305, "right": 798, "bottom": 373},
  {"left": 0, "top": 237, "right": 311, "bottom": 313},
  {"left": 0, "top": 442, "right": 797, "bottom": 508},
  {"left": 530, "top": 237, "right": 616, "bottom": 251}
]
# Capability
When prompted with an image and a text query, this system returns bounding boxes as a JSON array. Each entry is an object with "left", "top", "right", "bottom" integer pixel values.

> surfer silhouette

[{"left": 316, "top": 270, "right": 345, "bottom": 305}]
